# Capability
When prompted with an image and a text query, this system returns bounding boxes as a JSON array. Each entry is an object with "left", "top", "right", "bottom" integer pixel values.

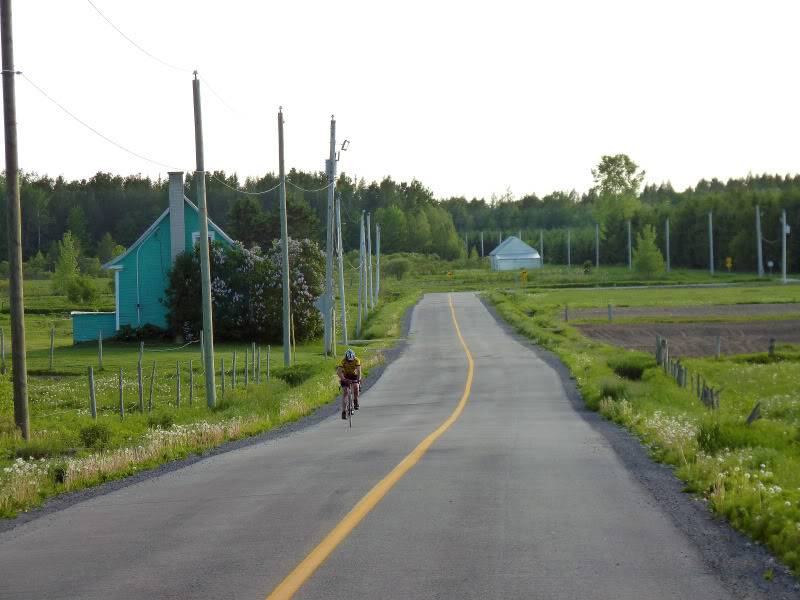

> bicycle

[{"left": 341, "top": 379, "right": 359, "bottom": 427}]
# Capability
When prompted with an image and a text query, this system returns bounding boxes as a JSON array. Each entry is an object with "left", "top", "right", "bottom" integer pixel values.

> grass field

[{"left": 485, "top": 283, "right": 800, "bottom": 576}]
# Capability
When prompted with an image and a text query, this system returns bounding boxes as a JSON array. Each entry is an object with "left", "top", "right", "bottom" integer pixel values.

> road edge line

[{"left": 265, "top": 293, "right": 474, "bottom": 599}]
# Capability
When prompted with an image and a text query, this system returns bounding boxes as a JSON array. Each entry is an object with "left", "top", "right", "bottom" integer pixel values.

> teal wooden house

[{"left": 71, "top": 172, "right": 235, "bottom": 343}]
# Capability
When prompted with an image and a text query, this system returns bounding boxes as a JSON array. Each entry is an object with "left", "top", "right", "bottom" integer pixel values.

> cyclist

[{"left": 337, "top": 348, "right": 362, "bottom": 419}]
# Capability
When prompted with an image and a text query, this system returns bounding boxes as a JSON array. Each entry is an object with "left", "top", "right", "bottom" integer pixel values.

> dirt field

[
  {"left": 576, "top": 319, "right": 800, "bottom": 356},
  {"left": 571, "top": 303, "right": 800, "bottom": 320}
]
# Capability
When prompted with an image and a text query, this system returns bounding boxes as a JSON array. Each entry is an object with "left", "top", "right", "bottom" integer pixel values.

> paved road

[{"left": 0, "top": 293, "right": 733, "bottom": 599}]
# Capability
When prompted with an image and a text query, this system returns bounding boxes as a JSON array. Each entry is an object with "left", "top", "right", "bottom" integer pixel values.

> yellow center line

[{"left": 265, "top": 294, "right": 475, "bottom": 599}]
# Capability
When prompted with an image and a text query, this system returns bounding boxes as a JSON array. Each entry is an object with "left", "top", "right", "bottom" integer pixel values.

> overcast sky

[{"left": 8, "top": 0, "right": 800, "bottom": 200}]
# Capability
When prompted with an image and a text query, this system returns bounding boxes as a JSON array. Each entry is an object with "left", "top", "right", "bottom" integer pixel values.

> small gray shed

[{"left": 489, "top": 236, "right": 542, "bottom": 271}]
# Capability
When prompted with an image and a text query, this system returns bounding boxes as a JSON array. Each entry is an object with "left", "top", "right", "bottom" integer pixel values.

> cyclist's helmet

[{"left": 344, "top": 348, "right": 356, "bottom": 361}]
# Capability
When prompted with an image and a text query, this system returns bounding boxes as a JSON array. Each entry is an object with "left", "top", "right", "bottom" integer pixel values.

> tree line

[
  {"left": 2, "top": 154, "right": 798, "bottom": 273},
  {"left": 443, "top": 155, "right": 800, "bottom": 272}
]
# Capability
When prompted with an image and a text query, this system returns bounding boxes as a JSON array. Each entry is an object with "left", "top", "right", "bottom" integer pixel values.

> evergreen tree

[{"left": 632, "top": 225, "right": 665, "bottom": 278}]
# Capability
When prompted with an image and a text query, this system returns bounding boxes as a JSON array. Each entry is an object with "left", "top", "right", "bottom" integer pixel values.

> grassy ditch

[{"left": 485, "top": 287, "right": 800, "bottom": 576}]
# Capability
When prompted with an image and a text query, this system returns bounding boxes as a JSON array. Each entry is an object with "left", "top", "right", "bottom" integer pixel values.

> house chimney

[{"left": 168, "top": 171, "right": 185, "bottom": 262}]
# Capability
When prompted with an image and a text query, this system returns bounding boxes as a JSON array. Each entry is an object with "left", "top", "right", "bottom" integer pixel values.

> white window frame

[{"left": 192, "top": 231, "right": 216, "bottom": 246}]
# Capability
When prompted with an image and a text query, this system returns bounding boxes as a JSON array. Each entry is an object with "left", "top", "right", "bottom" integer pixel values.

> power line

[
  {"left": 208, "top": 174, "right": 281, "bottom": 196},
  {"left": 86, "top": 0, "right": 191, "bottom": 74},
  {"left": 20, "top": 72, "right": 288, "bottom": 196},
  {"left": 20, "top": 72, "right": 181, "bottom": 171},
  {"left": 85, "top": 0, "right": 239, "bottom": 114},
  {"left": 286, "top": 179, "right": 333, "bottom": 193}
]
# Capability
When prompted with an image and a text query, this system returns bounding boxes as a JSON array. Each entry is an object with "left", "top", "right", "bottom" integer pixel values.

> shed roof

[
  {"left": 488, "top": 236, "right": 540, "bottom": 258},
  {"left": 102, "top": 196, "right": 235, "bottom": 270}
]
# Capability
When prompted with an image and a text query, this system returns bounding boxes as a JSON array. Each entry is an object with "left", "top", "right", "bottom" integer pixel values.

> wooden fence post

[
  {"left": 715, "top": 335, "right": 721, "bottom": 360},
  {"left": 267, "top": 345, "right": 271, "bottom": 381},
  {"left": 251, "top": 342, "right": 256, "bottom": 379},
  {"left": 148, "top": 362, "right": 156, "bottom": 412},
  {"left": 221, "top": 356, "right": 226, "bottom": 398},
  {"left": 49, "top": 326, "right": 55, "bottom": 371},
  {"left": 256, "top": 346, "right": 261, "bottom": 385},
  {"left": 88, "top": 366, "right": 96, "bottom": 419},
  {"left": 189, "top": 359, "right": 194, "bottom": 406},
  {"left": 118, "top": 367, "right": 124, "bottom": 419},
  {"left": 564, "top": 305, "right": 569, "bottom": 321},
  {"left": 137, "top": 342, "right": 144, "bottom": 412},
  {"left": 176, "top": 361, "right": 181, "bottom": 407},
  {"left": 245, "top": 348, "right": 249, "bottom": 387},
  {"left": 232, "top": 350, "right": 237, "bottom": 389}
]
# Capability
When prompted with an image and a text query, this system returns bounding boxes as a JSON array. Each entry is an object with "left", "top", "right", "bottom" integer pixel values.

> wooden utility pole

[
  {"left": 567, "top": 228, "right": 571, "bottom": 267},
  {"left": 335, "top": 194, "right": 347, "bottom": 345},
  {"left": 755, "top": 206, "right": 764, "bottom": 277},
  {"left": 539, "top": 230, "right": 544, "bottom": 264},
  {"left": 480, "top": 231, "right": 484, "bottom": 257},
  {"left": 324, "top": 116, "right": 336, "bottom": 355},
  {"left": 192, "top": 73, "right": 216, "bottom": 408},
  {"left": 278, "top": 108, "right": 291, "bottom": 366},
  {"left": 708, "top": 211, "right": 714, "bottom": 276},
  {"left": 1, "top": 0, "right": 28, "bottom": 439},
  {"left": 366, "top": 212, "right": 374, "bottom": 310},
  {"left": 627, "top": 219, "right": 632, "bottom": 270},
  {"left": 375, "top": 224, "right": 381, "bottom": 299},
  {"left": 781, "top": 209, "right": 788, "bottom": 284},
  {"left": 595, "top": 223, "right": 600, "bottom": 269},
  {"left": 665, "top": 218, "right": 670, "bottom": 272},
  {"left": 356, "top": 212, "right": 365, "bottom": 337}
]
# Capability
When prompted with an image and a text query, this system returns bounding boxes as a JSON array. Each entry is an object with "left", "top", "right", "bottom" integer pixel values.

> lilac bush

[{"left": 165, "top": 239, "right": 324, "bottom": 343}]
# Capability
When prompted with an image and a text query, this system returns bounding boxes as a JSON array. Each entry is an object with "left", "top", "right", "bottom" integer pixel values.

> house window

[{"left": 192, "top": 231, "right": 216, "bottom": 246}]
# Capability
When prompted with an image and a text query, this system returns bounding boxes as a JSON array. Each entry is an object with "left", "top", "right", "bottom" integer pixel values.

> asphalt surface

[{"left": 0, "top": 292, "right": 791, "bottom": 599}]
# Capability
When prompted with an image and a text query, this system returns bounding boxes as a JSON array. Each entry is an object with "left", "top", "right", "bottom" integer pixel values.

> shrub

[
  {"left": 608, "top": 354, "right": 655, "bottom": 380},
  {"left": 165, "top": 239, "right": 324, "bottom": 343},
  {"left": 582, "top": 260, "right": 592, "bottom": 274},
  {"left": 66, "top": 276, "right": 97, "bottom": 304},
  {"left": 49, "top": 462, "right": 68, "bottom": 484},
  {"left": 80, "top": 422, "right": 112, "bottom": 449},
  {"left": 79, "top": 257, "right": 102, "bottom": 277},
  {"left": 114, "top": 324, "right": 169, "bottom": 342},
  {"left": 147, "top": 412, "right": 175, "bottom": 430},
  {"left": 273, "top": 363, "right": 315, "bottom": 387},
  {"left": 599, "top": 379, "right": 627, "bottom": 400},
  {"left": 10, "top": 437, "right": 69, "bottom": 459},
  {"left": 383, "top": 258, "right": 411, "bottom": 280}
]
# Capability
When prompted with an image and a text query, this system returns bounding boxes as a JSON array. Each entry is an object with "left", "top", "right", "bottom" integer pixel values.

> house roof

[
  {"left": 488, "top": 236, "right": 540, "bottom": 258},
  {"left": 103, "top": 196, "right": 235, "bottom": 269}
]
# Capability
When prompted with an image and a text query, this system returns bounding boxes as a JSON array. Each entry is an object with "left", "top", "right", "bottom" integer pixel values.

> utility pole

[
  {"left": 366, "top": 212, "right": 374, "bottom": 310},
  {"left": 465, "top": 233, "right": 468, "bottom": 255},
  {"left": 781, "top": 209, "right": 789, "bottom": 284},
  {"left": 567, "top": 228, "right": 571, "bottom": 267},
  {"left": 278, "top": 108, "right": 291, "bottom": 366},
  {"left": 627, "top": 219, "right": 632, "bottom": 270},
  {"left": 192, "top": 73, "right": 216, "bottom": 408},
  {"left": 1, "top": 0, "right": 28, "bottom": 439},
  {"left": 376, "top": 224, "right": 381, "bottom": 299},
  {"left": 708, "top": 211, "right": 714, "bottom": 276},
  {"left": 665, "top": 218, "right": 671, "bottom": 272},
  {"left": 480, "top": 231, "right": 484, "bottom": 257},
  {"left": 539, "top": 230, "right": 544, "bottom": 264},
  {"left": 323, "top": 116, "right": 336, "bottom": 356},
  {"left": 335, "top": 194, "right": 347, "bottom": 345},
  {"left": 595, "top": 223, "right": 600, "bottom": 269},
  {"left": 356, "top": 212, "right": 365, "bottom": 336},
  {"left": 756, "top": 206, "right": 764, "bottom": 277}
]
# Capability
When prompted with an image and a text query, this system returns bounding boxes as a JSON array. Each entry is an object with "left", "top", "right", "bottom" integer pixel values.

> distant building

[
  {"left": 71, "top": 172, "right": 235, "bottom": 343},
  {"left": 488, "top": 236, "right": 542, "bottom": 271}
]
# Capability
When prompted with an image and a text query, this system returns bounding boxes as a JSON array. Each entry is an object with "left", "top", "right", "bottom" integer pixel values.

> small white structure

[{"left": 489, "top": 236, "right": 542, "bottom": 271}]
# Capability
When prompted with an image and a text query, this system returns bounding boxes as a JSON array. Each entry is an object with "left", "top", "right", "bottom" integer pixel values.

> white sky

[{"left": 8, "top": 0, "right": 800, "bottom": 199}]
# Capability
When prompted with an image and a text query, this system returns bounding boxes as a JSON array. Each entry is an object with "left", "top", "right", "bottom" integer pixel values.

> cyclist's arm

[{"left": 356, "top": 365, "right": 362, "bottom": 381}]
